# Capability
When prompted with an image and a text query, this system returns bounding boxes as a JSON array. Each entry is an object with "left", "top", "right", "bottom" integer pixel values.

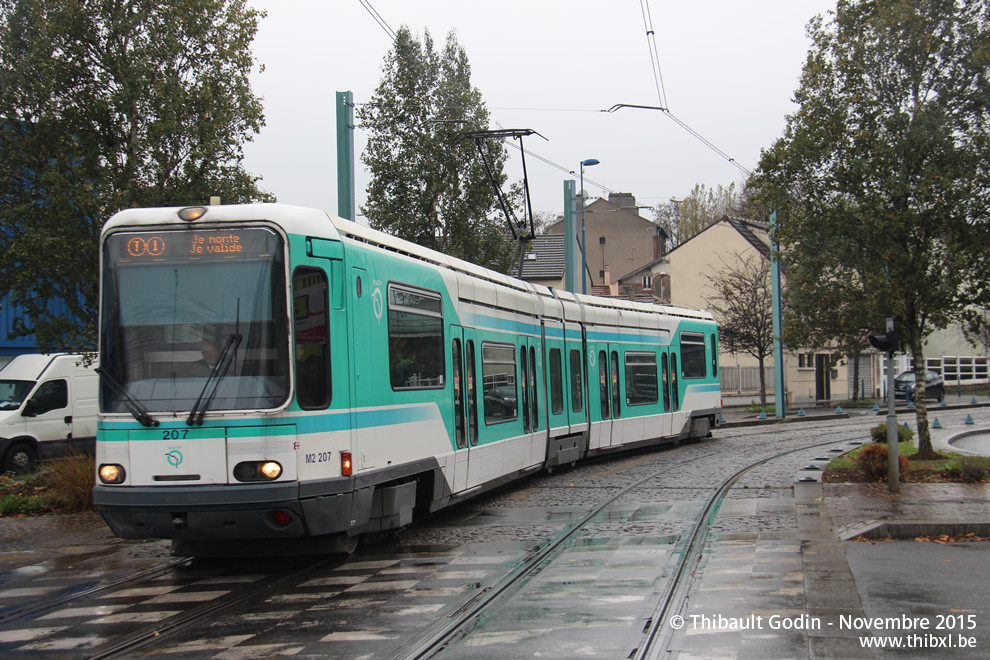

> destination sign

[{"left": 111, "top": 228, "right": 278, "bottom": 261}]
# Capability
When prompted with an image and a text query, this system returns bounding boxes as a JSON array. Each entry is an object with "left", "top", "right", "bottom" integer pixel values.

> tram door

[
  {"left": 451, "top": 326, "right": 479, "bottom": 492},
  {"left": 518, "top": 335, "right": 545, "bottom": 469},
  {"left": 588, "top": 343, "right": 621, "bottom": 450},
  {"left": 660, "top": 347, "right": 681, "bottom": 440},
  {"left": 349, "top": 266, "right": 385, "bottom": 471}
]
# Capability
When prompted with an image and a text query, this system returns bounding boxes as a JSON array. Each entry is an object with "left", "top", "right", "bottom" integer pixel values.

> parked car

[
  {"left": 484, "top": 385, "right": 517, "bottom": 420},
  {"left": 893, "top": 370, "right": 945, "bottom": 402}
]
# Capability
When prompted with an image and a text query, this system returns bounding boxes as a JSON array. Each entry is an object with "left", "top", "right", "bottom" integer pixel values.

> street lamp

[{"left": 579, "top": 158, "right": 600, "bottom": 295}]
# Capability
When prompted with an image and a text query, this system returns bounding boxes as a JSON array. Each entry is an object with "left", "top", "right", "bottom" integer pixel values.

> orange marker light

[{"left": 340, "top": 451, "right": 353, "bottom": 476}]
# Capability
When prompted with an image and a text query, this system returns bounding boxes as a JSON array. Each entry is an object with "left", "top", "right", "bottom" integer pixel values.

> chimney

[{"left": 608, "top": 192, "right": 636, "bottom": 209}]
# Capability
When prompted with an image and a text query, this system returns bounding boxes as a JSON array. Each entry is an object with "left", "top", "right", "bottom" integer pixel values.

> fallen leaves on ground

[{"left": 915, "top": 532, "right": 989, "bottom": 544}]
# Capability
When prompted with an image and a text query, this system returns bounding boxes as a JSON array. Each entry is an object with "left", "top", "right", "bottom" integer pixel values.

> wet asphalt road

[{"left": 0, "top": 412, "right": 986, "bottom": 658}]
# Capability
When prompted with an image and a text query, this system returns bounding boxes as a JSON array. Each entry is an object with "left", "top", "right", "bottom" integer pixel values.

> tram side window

[
  {"left": 598, "top": 350, "right": 610, "bottom": 419},
  {"left": 466, "top": 340, "right": 478, "bottom": 444},
  {"left": 610, "top": 351, "right": 621, "bottom": 419},
  {"left": 520, "top": 347, "right": 530, "bottom": 432},
  {"left": 680, "top": 333, "right": 707, "bottom": 379},
  {"left": 293, "top": 267, "right": 330, "bottom": 409},
  {"left": 570, "top": 349, "right": 584, "bottom": 413},
  {"left": 482, "top": 342, "right": 517, "bottom": 425},
  {"left": 549, "top": 348, "right": 563, "bottom": 414},
  {"left": 711, "top": 332, "right": 719, "bottom": 378},
  {"left": 662, "top": 353, "right": 671, "bottom": 411},
  {"left": 388, "top": 284, "right": 445, "bottom": 390},
  {"left": 453, "top": 339, "right": 465, "bottom": 449},
  {"left": 530, "top": 347, "right": 539, "bottom": 429},
  {"left": 625, "top": 352, "right": 658, "bottom": 406}
]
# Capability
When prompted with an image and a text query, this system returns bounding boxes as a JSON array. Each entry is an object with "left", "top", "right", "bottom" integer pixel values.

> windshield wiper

[
  {"left": 96, "top": 367, "right": 159, "bottom": 427},
  {"left": 187, "top": 333, "right": 242, "bottom": 426}
]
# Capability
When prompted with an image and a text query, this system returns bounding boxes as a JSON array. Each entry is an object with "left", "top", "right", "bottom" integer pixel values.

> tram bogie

[{"left": 93, "top": 203, "right": 720, "bottom": 555}]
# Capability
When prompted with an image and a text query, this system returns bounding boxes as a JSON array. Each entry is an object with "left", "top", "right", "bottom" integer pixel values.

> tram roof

[
  {"left": 102, "top": 203, "right": 341, "bottom": 239},
  {"left": 102, "top": 204, "right": 714, "bottom": 324}
]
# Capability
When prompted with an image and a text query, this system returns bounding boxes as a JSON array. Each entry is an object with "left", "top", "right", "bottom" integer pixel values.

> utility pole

[{"left": 869, "top": 320, "right": 900, "bottom": 493}]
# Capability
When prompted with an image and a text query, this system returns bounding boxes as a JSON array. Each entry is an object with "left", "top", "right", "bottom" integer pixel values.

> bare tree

[{"left": 705, "top": 252, "right": 774, "bottom": 405}]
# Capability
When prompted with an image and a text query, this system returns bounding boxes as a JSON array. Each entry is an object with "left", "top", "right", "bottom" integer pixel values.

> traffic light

[{"left": 868, "top": 330, "right": 899, "bottom": 353}]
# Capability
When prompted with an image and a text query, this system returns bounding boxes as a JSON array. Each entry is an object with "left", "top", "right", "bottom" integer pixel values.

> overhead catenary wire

[
  {"left": 358, "top": 0, "right": 397, "bottom": 42},
  {"left": 640, "top": 0, "right": 669, "bottom": 110},
  {"left": 634, "top": 0, "right": 751, "bottom": 177}
]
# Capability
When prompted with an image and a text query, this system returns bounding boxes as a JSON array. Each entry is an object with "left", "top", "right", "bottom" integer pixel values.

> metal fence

[{"left": 719, "top": 366, "right": 774, "bottom": 394}]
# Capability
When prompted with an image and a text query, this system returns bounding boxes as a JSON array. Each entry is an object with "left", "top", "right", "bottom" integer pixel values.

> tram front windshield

[{"left": 101, "top": 227, "right": 290, "bottom": 414}]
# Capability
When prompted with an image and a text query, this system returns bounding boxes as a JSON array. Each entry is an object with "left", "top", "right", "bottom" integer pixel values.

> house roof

[
  {"left": 519, "top": 233, "right": 566, "bottom": 280},
  {"left": 615, "top": 215, "right": 770, "bottom": 284}
]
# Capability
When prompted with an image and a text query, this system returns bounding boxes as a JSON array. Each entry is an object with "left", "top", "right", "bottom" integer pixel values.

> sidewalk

[{"left": 671, "top": 406, "right": 990, "bottom": 659}]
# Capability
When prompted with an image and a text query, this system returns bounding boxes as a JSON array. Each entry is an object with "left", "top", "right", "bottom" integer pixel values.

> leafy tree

[
  {"left": 674, "top": 182, "right": 738, "bottom": 244},
  {"left": 0, "top": 0, "right": 271, "bottom": 353},
  {"left": 359, "top": 26, "right": 513, "bottom": 272},
  {"left": 753, "top": 0, "right": 990, "bottom": 457},
  {"left": 650, "top": 198, "right": 681, "bottom": 252},
  {"left": 705, "top": 252, "right": 774, "bottom": 405},
  {"left": 781, "top": 245, "right": 888, "bottom": 400}
]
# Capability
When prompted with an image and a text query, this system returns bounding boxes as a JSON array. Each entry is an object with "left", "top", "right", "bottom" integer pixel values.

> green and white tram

[{"left": 94, "top": 204, "right": 721, "bottom": 555}]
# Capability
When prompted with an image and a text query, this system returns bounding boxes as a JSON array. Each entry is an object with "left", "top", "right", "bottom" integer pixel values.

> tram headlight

[
  {"left": 233, "top": 460, "right": 283, "bottom": 482},
  {"left": 98, "top": 464, "right": 126, "bottom": 484}
]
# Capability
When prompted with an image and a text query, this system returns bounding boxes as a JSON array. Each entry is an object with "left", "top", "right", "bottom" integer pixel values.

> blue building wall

[{"left": 0, "top": 292, "right": 75, "bottom": 357}]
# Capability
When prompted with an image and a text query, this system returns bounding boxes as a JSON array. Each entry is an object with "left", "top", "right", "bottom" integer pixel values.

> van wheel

[{"left": 3, "top": 442, "right": 37, "bottom": 474}]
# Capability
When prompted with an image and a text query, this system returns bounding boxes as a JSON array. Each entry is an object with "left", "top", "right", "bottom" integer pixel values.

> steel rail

[
  {"left": 399, "top": 428, "right": 865, "bottom": 659},
  {"left": 632, "top": 434, "right": 864, "bottom": 660},
  {"left": 0, "top": 557, "right": 191, "bottom": 625}
]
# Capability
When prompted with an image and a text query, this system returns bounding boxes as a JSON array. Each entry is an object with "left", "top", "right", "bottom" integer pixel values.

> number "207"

[{"left": 161, "top": 430, "right": 190, "bottom": 440}]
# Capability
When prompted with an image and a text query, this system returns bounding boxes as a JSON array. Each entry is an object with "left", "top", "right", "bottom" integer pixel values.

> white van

[{"left": 0, "top": 354, "right": 98, "bottom": 473}]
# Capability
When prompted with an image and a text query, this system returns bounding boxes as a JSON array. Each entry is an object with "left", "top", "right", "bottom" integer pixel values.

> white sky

[{"left": 243, "top": 0, "right": 837, "bottom": 221}]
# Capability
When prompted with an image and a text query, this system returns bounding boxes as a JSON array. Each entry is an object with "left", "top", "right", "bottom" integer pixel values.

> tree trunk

[
  {"left": 911, "top": 348, "right": 940, "bottom": 459},
  {"left": 851, "top": 353, "right": 861, "bottom": 401}
]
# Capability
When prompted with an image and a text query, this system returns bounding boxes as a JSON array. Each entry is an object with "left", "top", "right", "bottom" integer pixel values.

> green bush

[
  {"left": 856, "top": 443, "right": 910, "bottom": 481},
  {"left": 870, "top": 422, "right": 915, "bottom": 444},
  {"left": 944, "top": 459, "right": 989, "bottom": 484}
]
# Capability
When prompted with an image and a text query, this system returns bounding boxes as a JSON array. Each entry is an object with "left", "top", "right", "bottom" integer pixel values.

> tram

[{"left": 93, "top": 204, "right": 721, "bottom": 555}]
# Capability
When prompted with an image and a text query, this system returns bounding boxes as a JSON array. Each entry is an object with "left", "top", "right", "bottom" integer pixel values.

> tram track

[
  {"left": 394, "top": 422, "right": 868, "bottom": 659},
  {"left": 0, "top": 417, "right": 875, "bottom": 659},
  {"left": 0, "top": 557, "right": 191, "bottom": 625},
  {"left": 86, "top": 555, "right": 344, "bottom": 659}
]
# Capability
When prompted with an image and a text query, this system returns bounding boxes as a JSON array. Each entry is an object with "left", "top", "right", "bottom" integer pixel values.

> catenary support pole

[
  {"left": 564, "top": 180, "right": 577, "bottom": 293},
  {"left": 336, "top": 91, "right": 355, "bottom": 221},
  {"left": 770, "top": 211, "right": 786, "bottom": 418}
]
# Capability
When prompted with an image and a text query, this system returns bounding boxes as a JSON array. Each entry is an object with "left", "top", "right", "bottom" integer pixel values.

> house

[
  {"left": 543, "top": 192, "right": 667, "bottom": 292},
  {"left": 518, "top": 234, "right": 566, "bottom": 289}
]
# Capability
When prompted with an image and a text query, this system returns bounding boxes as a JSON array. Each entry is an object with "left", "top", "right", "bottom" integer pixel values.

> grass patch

[
  {"left": 825, "top": 442, "right": 990, "bottom": 483},
  {"left": 0, "top": 471, "right": 55, "bottom": 516},
  {"left": 0, "top": 452, "right": 95, "bottom": 516}
]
